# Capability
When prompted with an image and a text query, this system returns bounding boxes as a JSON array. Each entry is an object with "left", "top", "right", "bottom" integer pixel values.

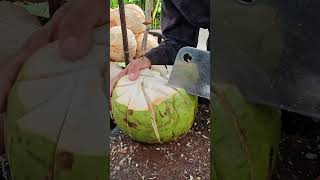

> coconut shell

[
  {"left": 110, "top": 26, "right": 137, "bottom": 62},
  {"left": 135, "top": 33, "right": 159, "bottom": 58},
  {"left": 110, "top": 9, "right": 117, "bottom": 28},
  {"left": 113, "top": 4, "right": 146, "bottom": 35}
]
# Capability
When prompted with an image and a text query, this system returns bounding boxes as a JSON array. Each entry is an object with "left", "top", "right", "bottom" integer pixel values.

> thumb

[
  {"left": 57, "top": 8, "right": 95, "bottom": 61},
  {"left": 58, "top": 25, "right": 94, "bottom": 61},
  {"left": 128, "top": 62, "right": 141, "bottom": 81}
]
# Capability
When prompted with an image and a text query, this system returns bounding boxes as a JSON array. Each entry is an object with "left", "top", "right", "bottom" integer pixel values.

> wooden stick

[{"left": 118, "top": 0, "right": 130, "bottom": 66}]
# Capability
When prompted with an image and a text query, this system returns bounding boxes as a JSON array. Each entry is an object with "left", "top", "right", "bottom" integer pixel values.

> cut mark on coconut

[
  {"left": 20, "top": 66, "right": 89, "bottom": 82},
  {"left": 128, "top": 83, "right": 149, "bottom": 111},
  {"left": 16, "top": 80, "right": 75, "bottom": 141},
  {"left": 116, "top": 76, "right": 141, "bottom": 87},
  {"left": 144, "top": 88, "right": 168, "bottom": 106},
  {"left": 123, "top": 83, "right": 140, "bottom": 138},
  {"left": 16, "top": 75, "right": 73, "bottom": 111},
  {"left": 141, "top": 80, "right": 161, "bottom": 143},
  {"left": 115, "top": 85, "right": 135, "bottom": 99},
  {"left": 144, "top": 76, "right": 168, "bottom": 86},
  {"left": 143, "top": 80, "right": 177, "bottom": 97},
  {"left": 116, "top": 90, "right": 132, "bottom": 106},
  {"left": 51, "top": 80, "right": 77, "bottom": 179},
  {"left": 139, "top": 69, "right": 161, "bottom": 77}
]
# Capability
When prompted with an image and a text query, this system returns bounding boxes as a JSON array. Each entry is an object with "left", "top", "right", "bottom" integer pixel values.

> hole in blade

[{"left": 183, "top": 53, "right": 192, "bottom": 63}]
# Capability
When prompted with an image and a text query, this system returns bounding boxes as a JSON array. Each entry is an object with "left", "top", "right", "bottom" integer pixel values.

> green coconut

[
  {"left": 111, "top": 65, "right": 198, "bottom": 143},
  {"left": 6, "top": 27, "right": 109, "bottom": 179}
]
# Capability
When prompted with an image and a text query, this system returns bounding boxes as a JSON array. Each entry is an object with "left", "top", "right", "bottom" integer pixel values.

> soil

[
  {"left": 273, "top": 111, "right": 320, "bottom": 180},
  {"left": 110, "top": 99, "right": 210, "bottom": 180}
]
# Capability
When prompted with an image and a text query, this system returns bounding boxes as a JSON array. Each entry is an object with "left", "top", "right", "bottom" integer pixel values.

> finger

[
  {"left": 109, "top": 62, "right": 133, "bottom": 97},
  {"left": 57, "top": 1, "right": 107, "bottom": 61},
  {"left": 110, "top": 78, "right": 117, "bottom": 97},
  {"left": 109, "top": 68, "right": 128, "bottom": 97},
  {"left": 127, "top": 61, "right": 142, "bottom": 81},
  {"left": 57, "top": 16, "right": 94, "bottom": 61}
]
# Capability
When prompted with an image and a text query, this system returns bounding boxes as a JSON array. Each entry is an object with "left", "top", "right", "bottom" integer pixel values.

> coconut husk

[{"left": 110, "top": 100, "right": 210, "bottom": 179}]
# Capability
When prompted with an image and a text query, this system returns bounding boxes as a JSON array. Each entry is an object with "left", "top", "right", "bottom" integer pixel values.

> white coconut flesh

[
  {"left": 151, "top": 65, "right": 173, "bottom": 79},
  {"left": 18, "top": 41, "right": 106, "bottom": 81},
  {"left": 110, "top": 62, "right": 123, "bottom": 80},
  {"left": 110, "top": 9, "right": 117, "bottom": 27},
  {"left": 112, "top": 66, "right": 198, "bottom": 143},
  {"left": 115, "top": 76, "right": 138, "bottom": 88},
  {"left": 113, "top": 4, "right": 146, "bottom": 35},
  {"left": 55, "top": 70, "right": 108, "bottom": 155},
  {"left": 13, "top": 74, "right": 74, "bottom": 113},
  {"left": 15, "top": 79, "right": 75, "bottom": 143},
  {"left": 10, "top": 58, "right": 107, "bottom": 155}
]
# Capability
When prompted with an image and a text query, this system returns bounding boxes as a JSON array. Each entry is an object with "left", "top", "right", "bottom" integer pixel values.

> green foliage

[
  {"left": 110, "top": 0, "right": 162, "bottom": 29},
  {"left": 14, "top": 1, "right": 50, "bottom": 18}
]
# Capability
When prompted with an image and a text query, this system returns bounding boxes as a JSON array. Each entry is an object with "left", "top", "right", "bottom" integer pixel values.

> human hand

[
  {"left": 46, "top": 0, "right": 107, "bottom": 60},
  {"left": 109, "top": 56, "right": 151, "bottom": 97}
]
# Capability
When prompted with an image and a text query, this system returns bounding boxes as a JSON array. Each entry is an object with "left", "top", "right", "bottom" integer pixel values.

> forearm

[{"left": 145, "top": 38, "right": 190, "bottom": 65}]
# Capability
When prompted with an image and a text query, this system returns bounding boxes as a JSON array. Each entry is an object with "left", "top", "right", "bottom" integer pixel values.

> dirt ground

[{"left": 274, "top": 112, "right": 320, "bottom": 180}]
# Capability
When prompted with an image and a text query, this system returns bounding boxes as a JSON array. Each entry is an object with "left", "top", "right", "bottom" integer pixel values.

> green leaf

[
  {"left": 115, "top": 62, "right": 126, "bottom": 68},
  {"left": 14, "top": 1, "right": 50, "bottom": 18},
  {"left": 212, "top": 84, "right": 281, "bottom": 180}
]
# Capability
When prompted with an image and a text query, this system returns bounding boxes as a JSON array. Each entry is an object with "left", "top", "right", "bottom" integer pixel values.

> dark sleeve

[{"left": 144, "top": 0, "right": 200, "bottom": 65}]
